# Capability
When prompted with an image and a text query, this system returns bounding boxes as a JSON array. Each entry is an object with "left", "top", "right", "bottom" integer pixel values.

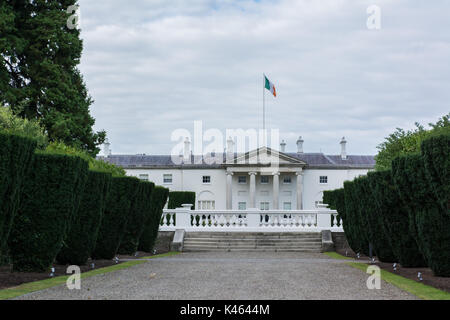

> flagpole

[{"left": 262, "top": 73, "right": 266, "bottom": 147}]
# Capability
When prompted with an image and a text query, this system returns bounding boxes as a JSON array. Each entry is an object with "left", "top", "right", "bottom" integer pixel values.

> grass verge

[
  {"left": 325, "top": 252, "right": 450, "bottom": 300},
  {"left": 0, "top": 251, "right": 180, "bottom": 300}
]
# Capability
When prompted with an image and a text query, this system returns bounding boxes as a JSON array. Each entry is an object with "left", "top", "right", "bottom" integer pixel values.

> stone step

[
  {"left": 182, "top": 247, "right": 322, "bottom": 252},
  {"left": 184, "top": 238, "right": 322, "bottom": 243},
  {"left": 183, "top": 243, "right": 322, "bottom": 249},
  {"left": 183, "top": 240, "right": 322, "bottom": 246},
  {"left": 184, "top": 234, "right": 321, "bottom": 240},
  {"left": 185, "top": 232, "right": 321, "bottom": 237}
]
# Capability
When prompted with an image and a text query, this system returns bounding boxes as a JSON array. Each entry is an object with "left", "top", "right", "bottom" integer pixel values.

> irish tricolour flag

[{"left": 264, "top": 74, "right": 276, "bottom": 97}]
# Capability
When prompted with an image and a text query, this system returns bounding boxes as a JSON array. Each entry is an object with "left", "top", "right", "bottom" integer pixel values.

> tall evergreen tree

[{"left": 0, "top": 0, "right": 105, "bottom": 155}]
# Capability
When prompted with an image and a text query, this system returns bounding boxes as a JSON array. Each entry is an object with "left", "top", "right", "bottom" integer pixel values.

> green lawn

[
  {"left": 324, "top": 252, "right": 450, "bottom": 300},
  {"left": 0, "top": 251, "right": 180, "bottom": 300}
]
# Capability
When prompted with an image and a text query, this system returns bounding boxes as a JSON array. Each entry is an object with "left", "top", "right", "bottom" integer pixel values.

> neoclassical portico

[{"left": 225, "top": 147, "right": 306, "bottom": 210}]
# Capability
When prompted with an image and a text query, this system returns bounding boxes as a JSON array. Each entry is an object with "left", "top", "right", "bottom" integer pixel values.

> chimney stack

[
  {"left": 280, "top": 140, "right": 286, "bottom": 152},
  {"left": 340, "top": 137, "right": 347, "bottom": 160},
  {"left": 226, "top": 136, "right": 234, "bottom": 162},
  {"left": 103, "top": 138, "right": 111, "bottom": 157},
  {"left": 296, "top": 136, "right": 304, "bottom": 153},
  {"left": 184, "top": 137, "right": 191, "bottom": 163}
]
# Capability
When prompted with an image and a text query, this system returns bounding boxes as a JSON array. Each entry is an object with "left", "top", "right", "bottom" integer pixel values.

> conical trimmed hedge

[
  {"left": 416, "top": 135, "right": 450, "bottom": 276},
  {"left": 92, "top": 176, "right": 140, "bottom": 260},
  {"left": 8, "top": 152, "right": 89, "bottom": 272},
  {"left": 118, "top": 181, "right": 155, "bottom": 255},
  {"left": 56, "top": 170, "right": 112, "bottom": 265},
  {"left": 368, "top": 170, "right": 426, "bottom": 267},
  {"left": 0, "top": 133, "right": 36, "bottom": 260},
  {"left": 168, "top": 191, "right": 195, "bottom": 209},
  {"left": 343, "top": 181, "right": 367, "bottom": 254},
  {"left": 357, "top": 175, "right": 396, "bottom": 262},
  {"left": 138, "top": 186, "right": 169, "bottom": 253}
]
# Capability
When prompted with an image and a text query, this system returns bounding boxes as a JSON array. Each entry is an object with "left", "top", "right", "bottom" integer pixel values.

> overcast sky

[{"left": 77, "top": 0, "right": 450, "bottom": 156}]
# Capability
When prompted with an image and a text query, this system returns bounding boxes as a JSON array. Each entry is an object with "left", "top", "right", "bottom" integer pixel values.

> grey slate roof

[{"left": 100, "top": 152, "right": 375, "bottom": 169}]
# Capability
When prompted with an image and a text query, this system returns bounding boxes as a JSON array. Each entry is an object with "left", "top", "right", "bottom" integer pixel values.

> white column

[
  {"left": 296, "top": 171, "right": 304, "bottom": 210},
  {"left": 226, "top": 172, "right": 233, "bottom": 210},
  {"left": 272, "top": 172, "right": 280, "bottom": 210},
  {"left": 249, "top": 172, "right": 257, "bottom": 209}
]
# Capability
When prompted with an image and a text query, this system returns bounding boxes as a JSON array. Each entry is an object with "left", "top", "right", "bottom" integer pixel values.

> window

[
  {"left": 238, "top": 176, "right": 247, "bottom": 184},
  {"left": 319, "top": 176, "right": 328, "bottom": 184},
  {"left": 163, "top": 174, "right": 173, "bottom": 184},
  {"left": 283, "top": 176, "right": 292, "bottom": 184},
  {"left": 139, "top": 174, "right": 149, "bottom": 181},
  {"left": 283, "top": 202, "right": 292, "bottom": 210},
  {"left": 260, "top": 176, "right": 269, "bottom": 184},
  {"left": 238, "top": 202, "right": 247, "bottom": 210},
  {"left": 260, "top": 202, "right": 270, "bottom": 210},
  {"left": 198, "top": 200, "right": 215, "bottom": 210},
  {"left": 202, "top": 176, "right": 211, "bottom": 184}
]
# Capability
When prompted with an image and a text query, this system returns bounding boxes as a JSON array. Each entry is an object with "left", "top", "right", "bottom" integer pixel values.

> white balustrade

[{"left": 158, "top": 206, "right": 343, "bottom": 232}]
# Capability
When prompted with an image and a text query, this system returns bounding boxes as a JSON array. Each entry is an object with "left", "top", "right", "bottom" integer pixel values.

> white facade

[{"left": 109, "top": 141, "right": 374, "bottom": 211}]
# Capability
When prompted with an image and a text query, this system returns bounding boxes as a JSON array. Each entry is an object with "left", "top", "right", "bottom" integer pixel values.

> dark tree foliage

[
  {"left": 8, "top": 152, "right": 88, "bottom": 272},
  {"left": 0, "top": 1, "right": 106, "bottom": 155},
  {"left": 0, "top": 133, "right": 36, "bottom": 259},
  {"left": 138, "top": 186, "right": 169, "bottom": 253},
  {"left": 168, "top": 191, "right": 195, "bottom": 209},
  {"left": 92, "top": 176, "right": 140, "bottom": 260},
  {"left": 359, "top": 175, "right": 396, "bottom": 262},
  {"left": 56, "top": 170, "right": 112, "bottom": 265},
  {"left": 391, "top": 155, "right": 430, "bottom": 262},
  {"left": 323, "top": 190, "right": 336, "bottom": 209},
  {"left": 368, "top": 170, "right": 426, "bottom": 267},
  {"left": 118, "top": 181, "right": 155, "bottom": 255},
  {"left": 343, "top": 181, "right": 367, "bottom": 254},
  {"left": 415, "top": 135, "right": 450, "bottom": 276}
]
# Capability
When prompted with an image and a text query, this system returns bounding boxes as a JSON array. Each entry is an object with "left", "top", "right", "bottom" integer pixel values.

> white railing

[{"left": 159, "top": 204, "right": 343, "bottom": 232}]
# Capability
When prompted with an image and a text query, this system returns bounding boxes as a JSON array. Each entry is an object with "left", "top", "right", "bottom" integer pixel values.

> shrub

[
  {"left": 118, "top": 181, "right": 155, "bottom": 255},
  {"left": 56, "top": 170, "right": 112, "bottom": 265},
  {"left": 92, "top": 176, "right": 140, "bottom": 260},
  {"left": 138, "top": 186, "right": 170, "bottom": 253},
  {"left": 8, "top": 152, "right": 89, "bottom": 272},
  {"left": 368, "top": 170, "right": 426, "bottom": 267},
  {"left": 0, "top": 133, "right": 37, "bottom": 259},
  {"left": 333, "top": 188, "right": 346, "bottom": 229},
  {"left": 323, "top": 190, "right": 336, "bottom": 209},
  {"left": 168, "top": 191, "right": 195, "bottom": 209},
  {"left": 391, "top": 155, "right": 430, "bottom": 262},
  {"left": 343, "top": 181, "right": 368, "bottom": 254},
  {"left": 415, "top": 135, "right": 450, "bottom": 276},
  {"left": 358, "top": 175, "right": 396, "bottom": 262}
]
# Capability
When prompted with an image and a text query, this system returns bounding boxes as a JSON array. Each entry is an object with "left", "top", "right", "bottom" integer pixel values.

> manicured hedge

[
  {"left": 368, "top": 170, "right": 426, "bottom": 267},
  {"left": 343, "top": 181, "right": 367, "bottom": 254},
  {"left": 415, "top": 135, "right": 450, "bottom": 276},
  {"left": 168, "top": 191, "right": 195, "bottom": 209},
  {"left": 92, "top": 176, "right": 140, "bottom": 260},
  {"left": 356, "top": 175, "right": 396, "bottom": 262},
  {"left": 118, "top": 181, "right": 155, "bottom": 255},
  {"left": 8, "top": 152, "right": 89, "bottom": 272},
  {"left": 323, "top": 190, "right": 336, "bottom": 209},
  {"left": 56, "top": 171, "right": 112, "bottom": 265},
  {"left": 138, "top": 186, "right": 170, "bottom": 253},
  {"left": 0, "top": 133, "right": 36, "bottom": 260}
]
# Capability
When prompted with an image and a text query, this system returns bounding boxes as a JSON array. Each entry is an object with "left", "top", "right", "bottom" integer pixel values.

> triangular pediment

[{"left": 228, "top": 147, "right": 306, "bottom": 166}]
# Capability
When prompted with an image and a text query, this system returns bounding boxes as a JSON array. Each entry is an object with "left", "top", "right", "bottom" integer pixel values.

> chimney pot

[
  {"left": 184, "top": 137, "right": 191, "bottom": 163},
  {"left": 340, "top": 137, "right": 347, "bottom": 160},
  {"left": 296, "top": 136, "right": 304, "bottom": 153},
  {"left": 280, "top": 140, "right": 286, "bottom": 152}
]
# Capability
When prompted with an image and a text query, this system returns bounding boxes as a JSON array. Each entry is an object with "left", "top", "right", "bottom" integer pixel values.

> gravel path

[{"left": 15, "top": 252, "right": 418, "bottom": 300}]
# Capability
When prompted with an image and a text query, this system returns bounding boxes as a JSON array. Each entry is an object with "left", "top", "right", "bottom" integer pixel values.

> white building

[{"left": 101, "top": 137, "right": 374, "bottom": 211}]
